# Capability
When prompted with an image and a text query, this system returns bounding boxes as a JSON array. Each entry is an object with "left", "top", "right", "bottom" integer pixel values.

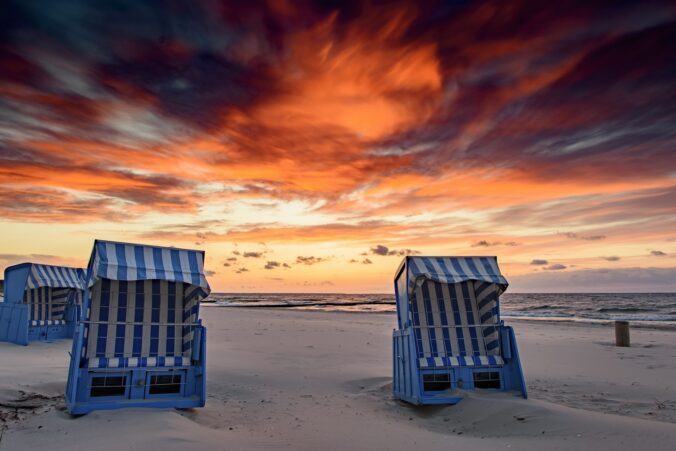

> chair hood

[
  {"left": 402, "top": 256, "right": 508, "bottom": 297},
  {"left": 87, "top": 240, "right": 211, "bottom": 296}
]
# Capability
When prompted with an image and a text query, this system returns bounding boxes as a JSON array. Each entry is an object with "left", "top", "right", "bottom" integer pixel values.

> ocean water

[{"left": 205, "top": 292, "right": 676, "bottom": 325}]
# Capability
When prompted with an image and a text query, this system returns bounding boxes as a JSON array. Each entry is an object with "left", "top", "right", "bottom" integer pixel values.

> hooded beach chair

[
  {"left": 0, "top": 263, "right": 84, "bottom": 345},
  {"left": 392, "top": 256, "right": 526, "bottom": 405},
  {"left": 66, "top": 240, "right": 211, "bottom": 414}
]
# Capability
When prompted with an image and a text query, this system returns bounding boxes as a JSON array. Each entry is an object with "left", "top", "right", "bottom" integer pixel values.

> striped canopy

[
  {"left": 404, "top": 256, "right": 508, "bottom": 296},
  {"left": 26, "top": 264, "right": 85, "bottom": 290},
  {"left": 87, "top": 240, "right": 211, "bottom": 293}
]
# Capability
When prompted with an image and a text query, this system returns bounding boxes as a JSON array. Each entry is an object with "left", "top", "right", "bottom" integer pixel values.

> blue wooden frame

[
  {"left": 392, "top": 256, "right": 527, "bottom": 405},
  {"left": 0, "top": 263, "right": 83, "bottom": 345}
]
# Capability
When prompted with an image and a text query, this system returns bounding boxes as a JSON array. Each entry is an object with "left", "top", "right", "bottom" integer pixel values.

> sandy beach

[{"left": 1, "top": 307, "right": 675, "bottom": 450}]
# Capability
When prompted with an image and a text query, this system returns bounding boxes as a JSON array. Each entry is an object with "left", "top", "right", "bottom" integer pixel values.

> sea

[{"left": 204, "top": 292, "right": 676, "bottom": 326}]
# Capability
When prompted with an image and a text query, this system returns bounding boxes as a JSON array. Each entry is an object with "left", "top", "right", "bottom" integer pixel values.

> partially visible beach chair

[
  {"left": 392, "top": 256, "right": 526, "bottom": 404},
  {"left": 66, "top": 240, "right": 211, "bottom": 414},
  {"left": 0, "top": 263, "right": 84, "bottom": 345}
]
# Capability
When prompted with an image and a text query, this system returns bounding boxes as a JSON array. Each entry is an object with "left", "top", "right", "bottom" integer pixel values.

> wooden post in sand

[{"left": 615, "top": 320, "right": 630, "bottom": 347}]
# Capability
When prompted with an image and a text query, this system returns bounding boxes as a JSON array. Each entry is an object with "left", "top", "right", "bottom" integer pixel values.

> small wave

[
  {"left": 217, "top": 300, "right": 395, "bottom": 309},
  {"left": 501, "top": 310, "right": 575, "bottom": 318},
  {"left": 596, "top": 307, "right": 656, "bottom": 313}
]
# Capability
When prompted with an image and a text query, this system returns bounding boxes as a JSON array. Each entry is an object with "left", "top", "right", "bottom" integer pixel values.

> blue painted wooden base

[
  {"left": 28, "top": 324, "right": 70, "bottom": 341},
  {"left": 393, "top": 325, "right": 527, "bottom": 405},
  {"left": 67, "top": 367, "right": 206, "bottom": 415},
  {"left": 0, "top": 303, "right": 75, "bottom": 345},
  {"left": 66, "top": 324, "right": 207, "bottom": 414}
]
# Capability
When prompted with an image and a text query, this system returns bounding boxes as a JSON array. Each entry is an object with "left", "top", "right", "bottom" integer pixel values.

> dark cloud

[
  {"left": 582, "top": 236, "right": 606, "bottom": 241},
  {"left": 303, "top": 280, "right": 334, "bottom": 286},
  {"left": 282, "top": 263, "right": 291, "bottom": 268},
  {"left": 370, "top": 245, "right": 390, "bottom": 256},
  {"left": 296, "top": 256, "right": 326, "bottom": 265},
  {"left": 0, "top": 0, "right": 282, "bottom": 131},
  {"left": 393, "top": 249, "right": 419, "bottom": 256},
  {"left": 194, "top": 231, "right": 207, "bottom": 246},
  {"left": 264, "top": 261, "right": 281, "bottom": 270},
  {"left": 530, "top": 259, "right": 549, "bottom": 265},
  {"left": 226, "top": 257, "right": 238, "bottom": 261},
  {"left": 401, "top": 11, "right": 676, "bottom": 185},
  {"left": 545, "top": 263, "right": 567, "bottom": 271},
  {"left": 369, "top": 245, "right": 419, "bottom": 256},
  {"left": 235, "top": 267, "right": 249, "bottom": 274},
  {"left": 204, "top": 270, "right": 216, "bottom": 277},
  {"left": 232, "top": 251, "right": 240, "bottom": 256},
  {"left": 362, "top": 258, "right": 373, "bottom": 265},
  {"left": 602, "top": 256, "right": 621, "bottom": 261},
  {"left": 562, "top": 232, "right": 606, "bottom": 241},
  {"left": 650, "top": 250, "right": 667, "bottom": 256},
  {"left": 222, "top": 262, "right": 231, "bottom": 267},
  {"left": 471, "top": 240, "right": 519, "bottom": 247},
  {"left": 243, "top": 251, "right": 264, "bottom": 258}
]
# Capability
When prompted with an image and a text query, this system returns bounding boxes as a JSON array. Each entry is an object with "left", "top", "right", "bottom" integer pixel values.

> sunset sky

[{"left": 1, "top": 0, "right": 675, "bottom": 293}]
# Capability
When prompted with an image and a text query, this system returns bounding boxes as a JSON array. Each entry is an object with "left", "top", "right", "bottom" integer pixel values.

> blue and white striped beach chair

[
  {"left": 0, "top": 263, "right": 84, "bottom": 345},
  {"left": 66, "top": 240, "right": 211, "bottom": 414},
  {"left": 392, "top": 256, "right": 526, "bottom": 404}
]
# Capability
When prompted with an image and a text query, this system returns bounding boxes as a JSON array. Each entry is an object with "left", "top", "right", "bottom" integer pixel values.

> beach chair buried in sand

[
  {"left": 66, "top": 240, "right": 211, "bottom": 414},
  {"left": 392, "top": 256, "right": 527, "bottom": 405},
  {"left": 0, "top": 263, "right": 84, "bottom": 345}
]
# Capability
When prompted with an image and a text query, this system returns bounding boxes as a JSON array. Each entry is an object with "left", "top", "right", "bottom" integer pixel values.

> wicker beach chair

[
  {"left": 66, "top": 240, "right": 211, "bottom": 414},
  {"left": 0, "top": 263, "right": 84, "bottom": 345},
  {"left": 392, "top": 256, "right": 527, "bottom": 404}
]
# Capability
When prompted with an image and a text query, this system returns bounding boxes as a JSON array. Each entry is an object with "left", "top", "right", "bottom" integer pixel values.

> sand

[{"left": 1, "top": 307, "right": 675, "bottom": 450}]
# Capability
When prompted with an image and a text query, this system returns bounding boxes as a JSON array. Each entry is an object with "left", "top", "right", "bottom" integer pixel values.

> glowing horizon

[{"left": 1, "top": 1, "right": 675, "bottom": 293}]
